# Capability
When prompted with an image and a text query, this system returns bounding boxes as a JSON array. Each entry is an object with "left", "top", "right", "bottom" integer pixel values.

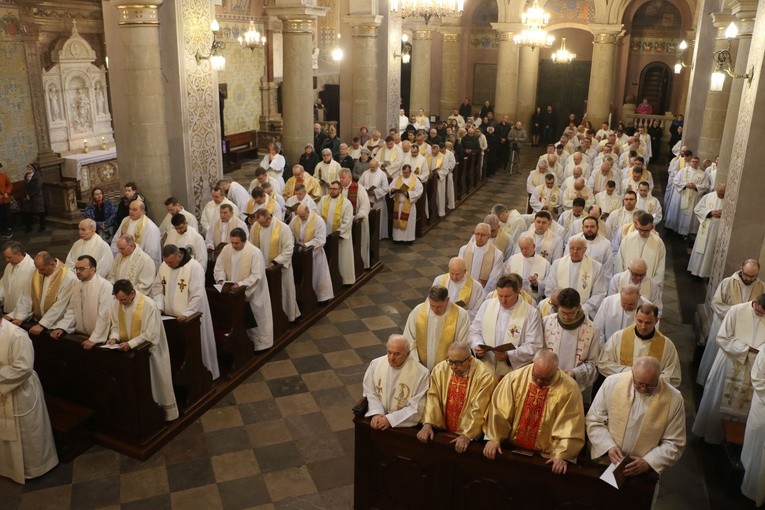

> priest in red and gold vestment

[
  {"left": 483, "top": 349, "right": 585, "bottom": 473},
  {"left": 417, "top": 341, "right": 497, "bottom": 453}
]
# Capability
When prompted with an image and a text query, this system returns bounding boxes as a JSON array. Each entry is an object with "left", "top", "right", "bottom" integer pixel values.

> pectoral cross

[
  {"left": 178, "top": 279, "right": 187, "bottom": 292},
  {"left": 161, "top": 276, "right": 167, "bottom": 295}
]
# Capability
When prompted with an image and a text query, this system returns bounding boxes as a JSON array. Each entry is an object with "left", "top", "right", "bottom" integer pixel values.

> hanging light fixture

[
  {"left": 513, "top": 0, "right": 554, "bottom": 49},
  {"left": 390, "top": 0, "right": 465, "bottom": 26},
  {"left": 551, "top": 37, "right": 575, "bottom": 64},
  {"left": 238, "top": 21, "right": 266, "bottom": 51}
]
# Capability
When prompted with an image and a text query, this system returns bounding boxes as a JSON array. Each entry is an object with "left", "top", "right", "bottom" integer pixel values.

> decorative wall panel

[{"left": 217, "top": 21, "right": 263, "bottom": 136}]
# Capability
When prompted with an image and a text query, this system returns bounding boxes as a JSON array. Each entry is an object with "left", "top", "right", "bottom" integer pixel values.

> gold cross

[{"left": 178, "top": 279, "right": 187, "bottom": 292}]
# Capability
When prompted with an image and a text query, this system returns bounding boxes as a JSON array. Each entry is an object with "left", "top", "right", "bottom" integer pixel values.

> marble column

[
  {"left": 439, "top": 27, "right": 461, "bottom": 120},
  {"left": 409, "top": 28, "right": 433, "bottom": 116},
  {"left": 697, "top": 13, "right": 736, "bottom": 161},
  {"left": 108, "top": 1, "right": 172, "bottom": 220},
  {"left": 586, "top": 26, "right": 622, "bottom": 126},
  {"left": 716, "top": 0, "right": 757, "bottom": 184},
  {"left": 266, "top": 5, "right": 327, "bottom": 166},
  {"left": 516, "top": 45, "right": 540, "bottom": 126},
  {"left": 346, "top": 15, "right": 382, "bottom": 133},
  {"left": 708, "top": 0, "right": 765, "bottom": 293},
  {"left": 492, "top": 23, "right": 521, "bottom": 121}
]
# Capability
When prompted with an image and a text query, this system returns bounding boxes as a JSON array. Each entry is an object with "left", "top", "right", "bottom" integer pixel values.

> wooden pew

[
  {"left": 266, "top": 264, "right": 289, "bottom": 338},
  {"left": 414, "top": 192, "right": 427, "bottom": 238},
  {"left": 352, "top": 217, "right": 365, "bottom": 279},
  {"left": 427, "top": 177, "right": 438, "bottom": 223},
  {"left": 206, "top": 285, "right": 253, "bottom": 372},
  {"left": 455, "top": 157, "right": 467, "bottom": 200},
  {"left": 293, "top": 245, "right": 318, "bottom": 315},
  {"left": 353, "top": 404, "right": 658, "bottom": 510},
  {"left": 368, "top": 209, "right": 381, "bottom": 266},
  {"left": 31, "top": 332, "right": 165, "bottom": 446},
  {"left": 325, "top": 231, "right": 343, "bottom": 297},
  {"left": 162, "top": 312, "right": 213, "bottom": 410}
]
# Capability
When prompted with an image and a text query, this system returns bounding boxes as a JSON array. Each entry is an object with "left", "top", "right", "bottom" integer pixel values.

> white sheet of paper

[
  {"left": 600, "top": 462, "right": 619, "bottom": 489},
  {"left": 214, "top": 284, "right": 224, "bottom": 293},
  {"left": 100, "top": 343, "right": 121, "bottom": 350},
  {"left": 161, "top": 315, "right": 175, "bottom": 321}
]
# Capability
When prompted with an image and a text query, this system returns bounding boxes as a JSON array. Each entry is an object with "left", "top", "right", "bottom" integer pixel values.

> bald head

[
  {"left": 448, "top": 340, "right": 471, "bottom": 359},
  {"left": 632, "top": 356, "right": 661, "bottom": 394},
  {"left": 532, "top": 349, "right": 559, "bottom": 388}
]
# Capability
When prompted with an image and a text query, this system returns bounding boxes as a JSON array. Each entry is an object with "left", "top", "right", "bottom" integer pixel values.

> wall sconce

[
  {"left": 331, "top": 34, "right": 344, "bottom": 62},
  {"left": 709, "top": 22, "right": 753, "bottom": 91},
  {"left": 394, "top": 35, "right": 412, "bottom": 64},
  {"left": 674, "top": 39, "right": 691, "bottom": 74},
  {"left": 195, "top": 19, "right": 226, "bottom": 71}
]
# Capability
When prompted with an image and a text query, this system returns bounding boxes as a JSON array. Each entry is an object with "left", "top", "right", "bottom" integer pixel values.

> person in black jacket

[
  {"left": 299, "top": 143, "right": 321, "bottom": 176},
  {"left": 336, "top": 143, "right": 354, "bottom": 171},
  {"left": 459, "top": 98, "right": 472, "bottom": 120},
  {"left": 542, "top": 105, "right": 556, "bottom": 145},
  {"left": 22, "top": 163, "right": 45, "bottom": 232}
]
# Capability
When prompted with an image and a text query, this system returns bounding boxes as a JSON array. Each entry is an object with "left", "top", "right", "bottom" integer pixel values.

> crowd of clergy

[{"left": 362, "top": 119, "right": 765, "bottom": 505}]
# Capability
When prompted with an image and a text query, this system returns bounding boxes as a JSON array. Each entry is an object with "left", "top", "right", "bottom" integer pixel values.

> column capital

[
  {"left": 110, "top": 1, "right": 162, "bottom": 26},
  {"left": 731, "top": 0, "right": 758, "bottom": 21},
  {"left": 344, "top": 14, "right": 382, "bottom": 37},
  {"left": 588, "top": 23, "right": 624, "bottom": 42},
  {"left": 711, "top": 12, "right": 735, "bottom": 31},
  {"left": 265, "top": 5, "right": 328, "bottom": 31}
]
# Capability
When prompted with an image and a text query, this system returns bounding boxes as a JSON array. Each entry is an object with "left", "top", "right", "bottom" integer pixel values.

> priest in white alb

[
  {"left": 429, "top": 144, "right": 454, "bottom": 217},
  {"left": 214, "top": 228, "right": 273, "bottom": 351},
  {"left": 200, "top": 186, "right": 240, "bottom": 236},
  {"left": 543, "top": 237, "right": 606, "bottom": 319},
  {"left": 340, "top": 168, "right": 371, "bottom": 268},
  {"left": 0, "top": 319, "right": 59, "bottom": 484},
  {"left": 614, "top": 212, "right": 665, "bottom": 289},
  {"left": 403, "top": 285, "right": 470, "bottom": 371},
  {"left": 565, "top": 217, "right": 613, "bottom": 281},
  {"left": 688, "top": 184, "right": 725, "bottom": 278},
  {"left": 608, "top": 259, "right": 663, "bottom": 314},
  {"left": 375, "top": 136, "right": 404, "bottom": 180},
  {"left": 152, "top": 245, "right": 220, "bottom": 380},
  {"left": 665, "top": 155, "right": 709, "bottom": 235},
  {"left": 432, "top": 257, "right": 485, "bottom": 321},
  {"left": 164, "top": 213, "right": 207, "bottom": 268},
  {"left": 0, "top": 242, "right": 35, "bottom": 315},
  {"left": 523, "top": 211, "right": 564, "bottom": 263},
  {"left": 362, "top": 334, "right": 430, "bottom": 429},
  {"left": 104, "top": 279, "right": 178, "bottom": 421},
  {"left": 106, "top": 235, "right": 156, "bottom": 296},
  {"left": 593, "top": 285, "right": 649, "bottom": 347},
  {"left": 697, "top": 260, "right": 764, "bottom": 386},
  {"left": 359, "top": 159, "right": 390, "bottom": 240},
  {"left": 205, "top": 204, "right": 247, "bottom": 250},
  {"left": 66, "top": 219, "right": 114, "bottom": 277},
  {"left": 159, "top": 197, "right": 198, "bottom": 237},
  {"left": 390, "top": 164, "right": 424, "bottom": 243},
  {"left": 504, "top": 235, "right": 551, "bottom": 301},
  {"left": 290, "top": 205, "right": 334, "bottom": 302},
  {"left": 597, "top": 303, "right": 681, "bottom": 388},
  {"left": 693, "top": 295, "right": 765, "bottom": 444},
  {"left": 742, "top": 347, "right": 765, "bottom": 507},
  {"left": 250, "top": 209, "right": 300, "bottom": 322},
  {"left": 458, "top": 223, "right": 504, "bottom": 292},
  {"left": 259, "top": 143, "right": 286, "bottom": 187},
  {"left": 111, "top": 200, "right": 162, "bottom": 269},
  {"left": 318, "top": 181, "right": 355, "bottom": 285}
]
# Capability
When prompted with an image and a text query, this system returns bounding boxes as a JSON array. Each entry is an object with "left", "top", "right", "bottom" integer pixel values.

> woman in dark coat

[
  {"left": 22, "top": 162, "right": 45, "bottom": 232},
  {"left": 531, "top": 106, "right": 544, "bottom": 147}
]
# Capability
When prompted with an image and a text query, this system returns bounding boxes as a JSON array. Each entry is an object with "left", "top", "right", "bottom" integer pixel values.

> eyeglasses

[
  {"left": 532, "top": 371, "right": 555, "bottom": 385},
  {"left": 558, "top": 308, "right": 580, "bottom": 318},
  {"left": 633, "top": 381, "right": 657, "bottom": 391},
  {"left": 447, "top": 356, "right": 471, "bottom": 366},
  {"left": 629, "top": 270, "right": 647, "bottom": 277}
]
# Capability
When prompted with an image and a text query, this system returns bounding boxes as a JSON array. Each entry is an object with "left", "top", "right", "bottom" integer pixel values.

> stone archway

[{"left": 638, "top": 61, "right": 672, "bottom": 114}]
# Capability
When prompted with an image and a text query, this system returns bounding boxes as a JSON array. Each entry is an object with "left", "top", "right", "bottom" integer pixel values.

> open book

[
  {"left": 477, "top": 343, "right": 516, "bottom": 353},
  {"left": 213, "top": 281, "right": 237, "bottom": 293}
]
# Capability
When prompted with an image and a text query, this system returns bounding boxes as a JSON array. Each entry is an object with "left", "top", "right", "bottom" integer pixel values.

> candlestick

[
  {"left": 100, "top": 136, "right": 107, "bottom": 150},
  {"left": 83, "top": 140, "right": 89, "bottom": 154}
]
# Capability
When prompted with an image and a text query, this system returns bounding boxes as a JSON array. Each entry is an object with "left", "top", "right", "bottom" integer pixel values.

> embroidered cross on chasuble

[
  {"left": 178, "top": 279, "right": 187, "bottom": 292},
  {"left": 445, "top": 373, "right": 469, "bottom": 433},
  {"left": 514, "top": 384, "right": 550, "bottom": 450}
]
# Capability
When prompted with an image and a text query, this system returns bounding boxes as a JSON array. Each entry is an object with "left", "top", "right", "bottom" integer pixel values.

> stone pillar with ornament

[
  {"left": 586, "top": 25, "right": 622, "bottom": 127},
  {"left": 345, "top": 15, "right": 382, "bottom": 133},
  {"left": 408, "top": 27, "right": 433, "bottom": 117},
  {"left": 492, "top": 23, "right": 521, "bottom": 122},
  {"left": 439, "top": 25, "right": 461, "bottom": 120},
  {"left": 265, "top": 5, "right": 327, "bottom": 166}
]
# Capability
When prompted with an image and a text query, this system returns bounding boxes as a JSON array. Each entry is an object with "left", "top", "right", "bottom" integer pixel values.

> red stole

[
  {"left": 445, "top": 373, "right": 469, "bottom": 433},
  {"left": 345, "top": 182, "right": 359, "bottom": 214},
  {"left": 514, "top": 383, "right": 549, "bottom": 450}
]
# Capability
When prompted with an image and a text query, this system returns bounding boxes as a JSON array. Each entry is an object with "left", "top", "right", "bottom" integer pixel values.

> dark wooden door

[
  {"left": 536, "top": 60, "right": 591, "bottom": 125},
  {"left": 638, "top": 62, "right": 672, "bottom": 115}
]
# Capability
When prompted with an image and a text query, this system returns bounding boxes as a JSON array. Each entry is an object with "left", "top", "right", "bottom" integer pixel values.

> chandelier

[
  {"left": 551, "top": 38, "right": 575, "bottom": 63},
  {"left": 390, "top": 0, "right": 465, "bottom": 26},
  {"left": 513, "top": 0, "right": 554, "bottom": 49},
  {"left": 238, "top": 21, "right": 266, "bottom": 51}
]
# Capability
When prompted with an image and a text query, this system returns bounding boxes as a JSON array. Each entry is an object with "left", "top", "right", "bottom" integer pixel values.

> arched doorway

[{"left": 638, "top": 62, "right": 672, "bottom": 115}]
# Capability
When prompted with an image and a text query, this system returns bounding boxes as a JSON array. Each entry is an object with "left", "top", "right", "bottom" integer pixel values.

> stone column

[
  {"left": 716, "top": 0, "right": 757, "bottom": 184},
  {"left": 697, "top": 13, "right": 736, "bottom": 161},
  {"left": 516, "top": 45, "right": 540, "bottom": 126},
  {"left": 260, "top": 17, "right": 283, "bottom": 133},
  {"left": 439, "top": 27, "right": 461, "bottom": 120},
  {"left": 266, "top": 5, "right": 327, "bottom": 166},
  {"left": 408, "top": 28, "right": 433, "bottom": 116},
  {"left": 492, "top": 23, "right": 521, "bottom": 121},
  {"left": 346, "top": 15, "right": 382, "bottom": 133},
  {"left": 708, "top": 0, "right": 765, "bottom": 293},
  {"left": 586, "top": 26, "right": 622, "bottom": 126},
  {"left": 109, "top": 1, "right": 172, "bottom": 219}
]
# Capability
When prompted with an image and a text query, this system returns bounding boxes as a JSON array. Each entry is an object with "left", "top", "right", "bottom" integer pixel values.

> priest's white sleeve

[
  {"left": 597, "top": 331, "right": 630, "bottom": 377},
  {"left": 716, "top": 308, "right": 752, "bottom": 365},
  {"left": 585, "top": 376, "right": 619, "bottom": 459},
  {"left": 39, "top": 276, "right": 76, "bottom": 330},
  {"left": 362, "top": 359, "right": 386, "bottom": 418}
]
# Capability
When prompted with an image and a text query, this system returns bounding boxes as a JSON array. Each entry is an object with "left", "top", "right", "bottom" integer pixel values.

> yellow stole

[
  {"left": 427, "top": 153, "right": 443, "bottom": 171},
  {"left": 392, "top": 175, "right": 418, "bottom": 230},
  {"left": 251, "top": 221, "right": 282, "bottom": 262},
  {"left": 463, "top": 244, "right": 496, "bottom": 282},
  {"left": 536, "top": 184, "right": 560, "bottom": 207},
  {"left": 439, "top": 274, "right": 473, "bottom": 307},
  {"left": 291, "top": 213, "right": 317, "bottom": 243},
  {"left": 247, "top": 197, "right": 275, "bottom": 216},
  {"left": 415, "top": 302, "right": 459, "bottom": 367},
  {"left": 730, "top": 279, "right": 765, "bottom": 306},
  {"left": 31, "top": 261, "right": 67, "bottom": 320},
  {"left": 481, "top": 298, "right": 529, "bottom": 347},
  {"left": 607, "top": 373, "right": 673, "bottom": 457},
  {"left": 222, "top": 245, "right": 253, "bottom": 281},
  {"left": 321, "top": 195, "right": 345, "bottom": 232},
  {"left": 556, "top": 255, "right": 594, "bottom": 300},
  {"left": 619, "top": 325, "right": 666, "bottom": 365},
  {"left": 491, "top": 229, "right": 510, "bottom": 256},
  {"left": 118, "top": 292, "right": 145, "bottom": 342},
  {"left": 120, "top": 215, "right": 148, "bottom": 245},
  {"left": 529, "top": 228, "right": 556, "bottom": 261}
]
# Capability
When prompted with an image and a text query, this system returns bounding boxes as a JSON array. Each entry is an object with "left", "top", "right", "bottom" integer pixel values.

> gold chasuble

[
  {"left": 607, "top": 372, "right": 674, "bottom": 457},
  {"left": 485, "top": 364, "right": 585, "bottom": 460},
  {"left": 422, "top": 359, "right": 497, "bottom": 439},
  {"left": 619, "top": 325, "right": 666, "bottom": 365},
  {"left": 392, "top": 175, "right": 418, "bottom": 230},
  {"left": 30, "top": 261, "right": 67, "bottom": 320},
  {"left": 415, "top": 301, "right": 459, "bottom": 367}
]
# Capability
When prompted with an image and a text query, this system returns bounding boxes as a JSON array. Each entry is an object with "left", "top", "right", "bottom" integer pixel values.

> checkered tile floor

[{"left": 0, "top": 156, "right": 752, "bottom": 509}]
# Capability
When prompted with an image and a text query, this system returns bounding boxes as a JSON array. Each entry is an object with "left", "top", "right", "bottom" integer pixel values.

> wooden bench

[
  {"left": 721, "top": 419, "right": 746, "bottom": 497},
  {"left": 162, "top": 312, "right": 213, "bottom": 411},
  {"left": 45, "top": 393, "right": 95, "bottom": 463},
  {"left": 225, "top": 131, "right": 259, "bottom": 163},
  {"left": 352, "top": 217, "right": 365, "bottom": 279},
  {"left": 368, "top": 209, "right": 381, "bottom": 267},
  {"left": 266, "top": 264, "right": 289, "bottom": 339},
  {"left": 325, "top": 231, "right": 343, "bottom": 297},
  {"left": 293, "top": 245, "right": 318, "bottom": 315},
  {"left": 207, "top": 285, "right": 253, "bottom": 373}
]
